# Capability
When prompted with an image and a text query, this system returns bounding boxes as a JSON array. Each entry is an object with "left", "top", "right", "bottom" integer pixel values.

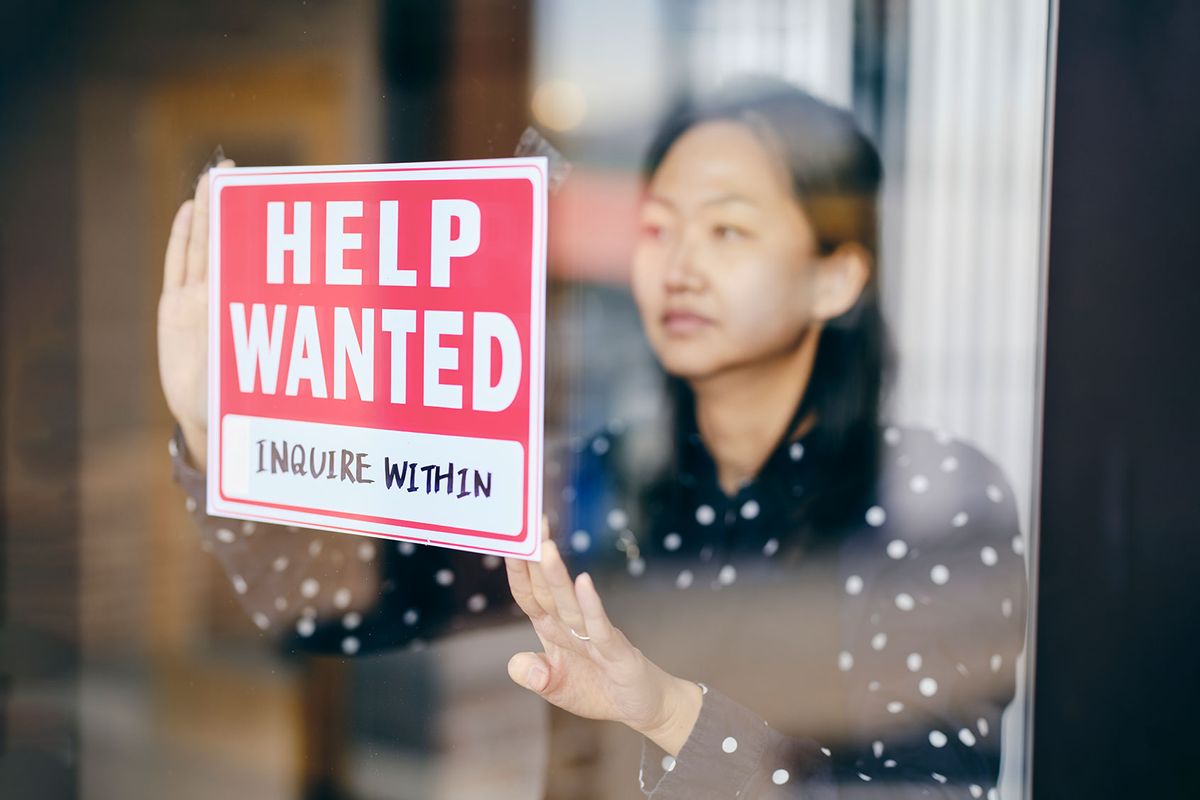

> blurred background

[{"left": 0, "top": 0, "right": 1057, "bottom": 798}]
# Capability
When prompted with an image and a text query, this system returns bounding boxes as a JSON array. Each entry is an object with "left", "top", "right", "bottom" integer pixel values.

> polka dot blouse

[{"left": 172, "top": 419, "right": 1027, "bottom": 799}]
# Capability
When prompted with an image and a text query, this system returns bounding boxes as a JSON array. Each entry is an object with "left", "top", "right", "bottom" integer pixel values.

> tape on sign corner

[
  {"left": 193, "top": 144, "right": 228, "bottom": 191},
  {"left": 514, "top": 127, "right": 573, "bottom": 195}
]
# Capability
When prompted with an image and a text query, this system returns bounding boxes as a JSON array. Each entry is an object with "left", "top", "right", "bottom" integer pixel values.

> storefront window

[{"left": 2, "top": 2, "right": 1053, "bottom": 797}]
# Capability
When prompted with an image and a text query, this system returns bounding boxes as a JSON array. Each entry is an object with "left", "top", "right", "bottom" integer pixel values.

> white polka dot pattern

[
  {"left": 606, "top": 508, "right": 628, "bottom": 530},
  {"left": 173, "top": 422, "right": 1023, "bottom": 797},
  {"left": 569, "top": 530, "right": 591, "bottom": 552}
]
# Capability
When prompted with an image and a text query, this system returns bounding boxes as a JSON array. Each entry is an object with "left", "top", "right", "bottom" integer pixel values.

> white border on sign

[{"left": 206, "top": 158, "right": 547, "bottom": 561}]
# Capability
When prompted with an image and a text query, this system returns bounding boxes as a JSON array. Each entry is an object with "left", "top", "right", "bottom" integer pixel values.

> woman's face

[{"left": 632, "top": 120, "right": 852, "bottom": 383}]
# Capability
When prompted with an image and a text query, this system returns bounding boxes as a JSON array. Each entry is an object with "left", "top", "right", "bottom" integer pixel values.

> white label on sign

[{"left": 221, "top": 414, "right": 524, "bottom": 536}]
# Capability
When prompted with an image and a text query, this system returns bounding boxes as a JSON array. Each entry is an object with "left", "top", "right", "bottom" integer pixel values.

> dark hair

[{"left": 644, "top": 76, "right": 892, "bottom": 529}]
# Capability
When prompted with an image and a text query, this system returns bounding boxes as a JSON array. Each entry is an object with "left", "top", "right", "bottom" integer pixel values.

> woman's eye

[{"left": 713, "top": 224, "right": 748, "bottom": 241}]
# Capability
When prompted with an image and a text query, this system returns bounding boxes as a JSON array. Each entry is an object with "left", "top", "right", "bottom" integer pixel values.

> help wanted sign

[{"left": 206, "top": 159, "right": 547, "bottom": 560}]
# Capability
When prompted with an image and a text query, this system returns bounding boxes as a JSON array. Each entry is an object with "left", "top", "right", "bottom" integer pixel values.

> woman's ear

[{"left": 811, "top": 243, "right": 871, "bottom": 321}]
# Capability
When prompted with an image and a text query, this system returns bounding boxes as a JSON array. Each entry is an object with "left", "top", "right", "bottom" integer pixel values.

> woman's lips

[{"left": 661, "top": 310, "right": 713, "bottom": 335}]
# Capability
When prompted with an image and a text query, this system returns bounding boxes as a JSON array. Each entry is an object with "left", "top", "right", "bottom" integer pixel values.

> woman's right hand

[{"left": 157, "top": 158, "right": 234, "bottom": 469}]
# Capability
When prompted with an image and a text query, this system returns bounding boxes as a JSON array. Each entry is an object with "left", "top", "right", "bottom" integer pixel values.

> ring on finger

[{"left": 570, "top": 627, "right": 591, "bottom": 641}]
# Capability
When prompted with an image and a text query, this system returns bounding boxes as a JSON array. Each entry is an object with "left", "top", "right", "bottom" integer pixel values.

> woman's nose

[{"left": 662, "top": 235, "right": 704, "bottom": 292}]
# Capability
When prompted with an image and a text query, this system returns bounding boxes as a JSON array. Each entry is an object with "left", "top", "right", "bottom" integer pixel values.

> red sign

[{"left": 206, "top": 159, "right": 547, "bottom": 560}]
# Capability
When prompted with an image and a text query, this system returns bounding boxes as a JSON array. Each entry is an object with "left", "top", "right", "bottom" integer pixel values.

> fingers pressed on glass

[
  {"left": 575, "top": 572, "right": 622, "bottom": 658},
  {"left": 186, "top": 158, "right": 234, "bottom": 285},
  {"left": 505, "top": 557, "right": 545, "bottom": 621},
  {"left": 541, "top": 540, "right": 586, "bottom": 633},
  {"left": 526, "top": 554, "right": 560, "bottom": 619},
  {"left": 185, "top": 170, "right": 210, "bottom": 285},
  {"left": 163, "top": 200, "right": 193, "bottom": 289}
]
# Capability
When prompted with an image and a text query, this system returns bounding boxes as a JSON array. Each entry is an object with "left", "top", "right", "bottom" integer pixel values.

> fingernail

[{"left": 528, "top": 665, "right": 547, "bottom": 691}]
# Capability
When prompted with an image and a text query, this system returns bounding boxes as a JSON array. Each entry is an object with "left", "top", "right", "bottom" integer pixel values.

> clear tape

[
  {"left": 514, "top": 127, "right": 572, "bottom": 194},
  {"left": 193, "top": 145, "right": 227, "bottom": 190}
]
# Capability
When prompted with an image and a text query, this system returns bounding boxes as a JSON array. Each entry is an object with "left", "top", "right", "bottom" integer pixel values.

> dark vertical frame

[
  {"left": 380, "top": 0, "right": 454, "bottom": 162},
  {"left": 0, "top": 2, "right": 83, "bottom": 796},
  {"left": 1034, "top": 0, "right": 1200, "bottom": 796}
]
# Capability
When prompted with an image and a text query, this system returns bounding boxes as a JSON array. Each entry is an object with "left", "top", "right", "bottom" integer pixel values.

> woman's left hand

[{"left": 504, "top": 534, "right": 703, "bottom": 757}]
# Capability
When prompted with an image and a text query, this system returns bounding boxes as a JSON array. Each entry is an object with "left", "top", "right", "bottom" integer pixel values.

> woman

[{"left": 161, "top": 79, "right": 1026, "bottom": 798}]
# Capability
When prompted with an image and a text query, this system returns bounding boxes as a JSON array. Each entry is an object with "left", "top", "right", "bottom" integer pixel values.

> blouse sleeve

[
  {"left": 637, "top": 685, "right": 838, "bottom": 800},
  {"left": 635, "top": 682, "right": 1002, "bottom": 800},
  {"left": 637, "top": 432, "right": 1027, "bottom": 799},
  {"left": 168, "top": 426, "right": 520, "bottom": 655}
]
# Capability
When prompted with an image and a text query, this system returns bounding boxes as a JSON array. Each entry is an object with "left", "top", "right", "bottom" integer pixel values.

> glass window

[{"left": 2, "top": 2, "right": 1052, "bottom": 797}]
